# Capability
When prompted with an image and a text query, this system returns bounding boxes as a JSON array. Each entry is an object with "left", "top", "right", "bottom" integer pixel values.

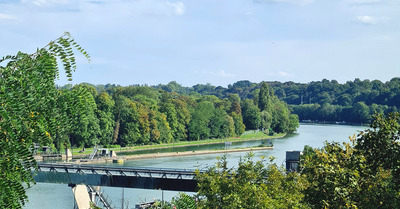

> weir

[{"left": 34, "top": 163, "right": 200, "bottom": 192}]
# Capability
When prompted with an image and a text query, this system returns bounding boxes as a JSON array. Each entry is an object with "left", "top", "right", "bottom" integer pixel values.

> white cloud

[
  {"left": 166, "top": 1, "right": 185, "bottom": 16},
  {"left": 0, "top": 13, "right": 16, "bottom": 20},
  {"left": 218, "top": 70, "right": 235, "bottom": 78},
  {"left": 22, "top": 0, "right": 71, "bottom": 7},
  {"left": 345, "top": 0, "right": 381, "bottom": 4},
  {"left": 267, "top": 70, "right": 294, "bottom": 77},
  {"left": 254, "top": 0, "right": 314, "bottom": 5},
  {"left": 370, "top": 35, "right": 391, "bottom": 41},
  {"left": 194, "top": 70, "right": 236, "bottom": 78},
  {"left": 354, "top": 15, "right": 389, "bottom": 25},
  {"left": 89, "top": 1, "right": 185, "bottom": 17},
  {"left": 277, "top": 71, "right": 292, "bottom": 77}
]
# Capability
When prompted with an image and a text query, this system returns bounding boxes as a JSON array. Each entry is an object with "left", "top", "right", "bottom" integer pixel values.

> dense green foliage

[
  {"left": 264, "top": 79, "right": 399, "bottom": 124},
  {"left": 195, "top": 154, "right": 309, "bottom": 208},
  {"left": 54, "top": 81, "right": 298, "bottom": 148},
  {"left": 52, "top": 75, "right": 400, "bottom": 148},
  {"left": 152, "top": 78, "right": 400, "bottom": 124},
  {"left": 151, "top": 193, "right": 197, "bottom": 209},
  {"left": 0, "top": 33, "right": 89, "bottom": 208},
  {"left": 55, "top": 76, "right": 400, "bottom": 147}
]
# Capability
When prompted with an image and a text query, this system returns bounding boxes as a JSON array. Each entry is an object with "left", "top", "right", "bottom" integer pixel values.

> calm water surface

[{"left": 25, "top": 124, "right": 366, "bottom": 208}]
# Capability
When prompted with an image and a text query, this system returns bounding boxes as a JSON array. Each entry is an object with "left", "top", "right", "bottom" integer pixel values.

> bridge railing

[{"left": 36, "top": 163, "right": 204, "bottom": 180}]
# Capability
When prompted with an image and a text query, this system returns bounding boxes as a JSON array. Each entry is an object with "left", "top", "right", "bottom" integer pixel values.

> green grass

[{"left": 71, "top": 131, "right": 285, "bottom": 156}]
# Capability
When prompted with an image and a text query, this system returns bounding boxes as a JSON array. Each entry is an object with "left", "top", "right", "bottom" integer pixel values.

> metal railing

[{"left": 36, "top": 163, "right": 202, "bottom": 180}]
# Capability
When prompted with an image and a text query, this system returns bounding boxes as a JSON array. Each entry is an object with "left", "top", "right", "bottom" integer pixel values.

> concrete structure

[
  {"left": 72, "top": 185, "right": 91, "bottom": 209},
  {"left": 286, "top": 150, "right": 302, "bottom": 172},
  {"left": 65, "top": 148, "right": 72, "bottom": 161},
  {"left": 34, "top": 163, "right": 200, "bottom": 192}
]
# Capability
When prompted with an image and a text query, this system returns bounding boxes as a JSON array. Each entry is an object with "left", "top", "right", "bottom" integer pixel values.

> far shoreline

[
  {"left": 71, "top": 132, "right": 286, "bottom": 159},
  {"left": 38, "top": 132, "right": 286, "bottom": 164},
  {"left": 76, "top": 146, "right": 274, "bottom": 165}
]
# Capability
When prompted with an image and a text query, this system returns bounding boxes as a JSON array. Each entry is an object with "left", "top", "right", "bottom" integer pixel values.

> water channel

[{"left": 25, "top": 124, "right": 366, "bottom": 208}]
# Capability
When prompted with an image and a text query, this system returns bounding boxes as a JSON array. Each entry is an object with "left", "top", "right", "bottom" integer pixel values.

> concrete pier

[{"left": 72, "top": 185, "right": 91, "bottom": 209}]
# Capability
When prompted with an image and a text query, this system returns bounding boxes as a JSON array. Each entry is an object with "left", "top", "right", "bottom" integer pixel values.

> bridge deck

[{"left": 34, "top": 163, "right": 203, "bottom": 192}]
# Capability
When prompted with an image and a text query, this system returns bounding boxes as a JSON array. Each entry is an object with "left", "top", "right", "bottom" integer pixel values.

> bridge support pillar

[
  {"left": 71, "top": 184, "right": 91, "bottom": 209},
  {"left": 65, "top": 148, "right": 72, "bottom": 161}
]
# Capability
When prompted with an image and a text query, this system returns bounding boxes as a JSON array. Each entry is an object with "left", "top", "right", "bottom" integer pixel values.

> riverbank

[
  {"left": 75, "top": 146, "right": 274, "bottom": 164},
  {"left": 72, "top": 132, "right": 286, "bottom": 159}
]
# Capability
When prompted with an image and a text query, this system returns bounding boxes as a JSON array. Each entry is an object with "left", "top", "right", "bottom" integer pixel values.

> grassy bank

[{"left": 71, "top": 131, "right": 285, "bottom": 157}]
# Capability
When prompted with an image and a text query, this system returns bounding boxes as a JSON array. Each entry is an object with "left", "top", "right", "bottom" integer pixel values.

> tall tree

[
  {"left": 67, "top": 86, "right": 100, "bottom": 148},
  {"left": 241, "top": 99, "right": 261, "bottom": 130},
  {"left": 95, "top": 92, "right": 115, "bottom": 146},
  {"left": 231, "top": 112, "right": 246, "bottom": 136},
  {"left": 188, "top": 101, "right": 214, "bottom": 140},
  {"left": 258, "top": 82, "right": 272, "bottom": 112},
  {"left": 271, "top": 100, "right": 290, "bottom": 133},
  {"left": 209, "top": 108, "right": 234, "bottom": 139}
]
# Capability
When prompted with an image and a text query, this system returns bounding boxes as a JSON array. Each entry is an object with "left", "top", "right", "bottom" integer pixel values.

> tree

[
  {"left": 154, "top": 111, "right": 173, "bottom": 143},
  {"left": 159, "top": 92, "right": 189, "bottom": 141},
  {"left": 0, "top": 33, "right": 89, "bottom": 208},
  {"left": 172, "top": 98, "right": 191, "bottom": 140},
  {"left": 150, "top": 193, "right": 197, "bottom": 209},
  {"left": 95, "top": 92, "right": 115, "bottom": 146},
  {"left": 351, "top": 101, "right": 370, "bottom": 123},
  {"left": 259, "top": 110, "right": 272, "bottom": 131},
  {"left": 195, "top": 153, "right": 309, "bottom": 208},
  {"left": 258, "top": 82, "right": 272, "bottom": 112},
  {"left": 287, "top": 114, "right": 299, "bottom": 133},
  {"left": 355, "top": 113, "right": 400, "bottom": 184},
  {"left": 188, "top": 101, "right": 214, "bottom": 140},
  {"left": 270, "top": 100, "right": 289, "bottom": 133},
  {"left": 241, "top": 99, "right": 261, "bottom": 130},
  {"left": 231, "top": 112, "right": 245, "bottom": 136},
  {"left": 66, "top": 86, "right": 100, "bottom": 148},
  {"left": 301, "top": 140, "right": 399, "bottom": 208},
  {"left": 209, "top": 108, "right": 234, "bottom": 139}
]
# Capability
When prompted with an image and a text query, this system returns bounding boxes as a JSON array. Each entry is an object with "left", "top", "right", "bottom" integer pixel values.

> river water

[{"left": 25, "top": 124, "right": 366, "bottom": 209}]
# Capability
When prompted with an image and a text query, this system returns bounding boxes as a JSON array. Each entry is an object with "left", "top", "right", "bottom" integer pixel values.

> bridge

[{"left": 34, "top": 163, "right": 201, "bottom": 192}]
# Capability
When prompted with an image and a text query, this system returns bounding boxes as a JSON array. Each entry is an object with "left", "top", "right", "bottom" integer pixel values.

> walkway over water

[{"left": 34, "top": 163, "right": 200, "bottom": 192}]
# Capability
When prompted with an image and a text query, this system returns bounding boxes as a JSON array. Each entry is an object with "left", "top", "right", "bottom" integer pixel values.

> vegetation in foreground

[
  {"left": 0, "top": 33, "right": 90, "bottom": 208},
  {"left": 148, "top": 113, "right": 400, "bottom": 209}
]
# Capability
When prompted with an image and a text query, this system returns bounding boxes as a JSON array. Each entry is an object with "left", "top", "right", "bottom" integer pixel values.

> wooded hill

[
  {"left": 69, "top": 77, "right": 399, "bottom": 125},
  {"left": 149, "top": 78, "right": 399, "bottom": 124}
]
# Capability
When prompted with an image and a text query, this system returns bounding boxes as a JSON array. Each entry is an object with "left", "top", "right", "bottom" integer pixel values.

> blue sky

[{"left": 0, "top": 0, "right": 399, "bottom": 87}]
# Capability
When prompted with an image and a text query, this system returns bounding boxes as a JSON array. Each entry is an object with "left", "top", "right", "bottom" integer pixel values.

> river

[{"left": 25, "top": 124, "right": 366, "bottom": 208}]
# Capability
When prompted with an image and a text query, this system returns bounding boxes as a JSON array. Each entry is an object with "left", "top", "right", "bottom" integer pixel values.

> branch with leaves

[{"left": 0, "top": 32, "right": 89, "bottom": 208}]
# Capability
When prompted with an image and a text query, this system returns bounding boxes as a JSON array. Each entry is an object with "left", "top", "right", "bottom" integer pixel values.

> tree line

[
  {"left": 272, "top": 78, "right": 400, "bottom": 124},
  {"left": 144, "top": 78, "right": 400, "bottom": 124},
  {"left": 54, "top": 81, "right": 299, "bottom": 149}
]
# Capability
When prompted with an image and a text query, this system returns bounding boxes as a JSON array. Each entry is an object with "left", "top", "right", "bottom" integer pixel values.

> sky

[{"left": 0, "top": 0, "right": 399, "bottom": 87}]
